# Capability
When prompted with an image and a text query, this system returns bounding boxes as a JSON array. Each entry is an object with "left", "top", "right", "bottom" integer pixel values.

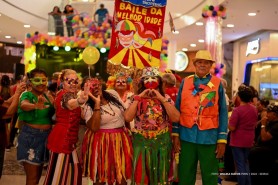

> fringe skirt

[
  {"left": 43, "top": 150, "right": 82, "bottom": 185},
  {"left": 82, "top": 127, "right": 133, "bottom": 184},
  {"left": 132, "top": 132, "right": 172, "bottom": 185}
]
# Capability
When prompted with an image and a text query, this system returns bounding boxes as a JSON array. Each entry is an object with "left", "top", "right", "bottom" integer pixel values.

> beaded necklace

[{"left": 101, "top": 103, "right": 116, "bottom": 116}]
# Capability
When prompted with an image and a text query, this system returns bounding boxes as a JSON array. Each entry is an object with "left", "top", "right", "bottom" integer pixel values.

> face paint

[
  {"left": 116, "top": 79, "right": 126, "bottom": 84},
  {"left": 64, "top": 78, "right": 79, "bottom": 85},
  {"left": 89, "top": 78, "right": 100, "bottom": 92},
  {"left": 30, "top": 77, "right": 48, "bottom": 86},
  {"left": 143, "top": 76, "right": 159, "bottom": 89}
]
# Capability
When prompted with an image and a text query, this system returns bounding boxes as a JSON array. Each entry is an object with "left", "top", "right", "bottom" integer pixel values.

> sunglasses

[
  {"left": 64, "top": 78, "right": 79, "bottom": 85},
  {"left": 30, "top": 77, "right": 48, "bottom": 85},
  {"left": 116, "top": 80, "right": 126, "bottom": 84}
]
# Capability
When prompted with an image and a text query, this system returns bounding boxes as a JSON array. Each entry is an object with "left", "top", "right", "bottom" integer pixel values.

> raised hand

[
  {"left": 78, "top": 82, "right": 89, "bottom": 104},
  {"left": 35, "top": 95, "right": 50, "bottom": 109},
  {"left": 15, "top": 82, "right": 27, "bottom": 95},
  {"left": 138, "top": 89, "right": 151, "bottom": 98},
  {"left": 147, "top": 89, "right": 164, "bottom": 101},
  {"left": 88, "top": 91, "right": 100, "bottom": 104}
]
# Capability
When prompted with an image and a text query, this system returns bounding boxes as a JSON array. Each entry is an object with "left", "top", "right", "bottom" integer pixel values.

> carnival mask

[
  {"left": 143, "top": 76, "right": 159, "bottom": 89},
  {"left": 30, "top": 77, "right": 48, "bottom": 86}
]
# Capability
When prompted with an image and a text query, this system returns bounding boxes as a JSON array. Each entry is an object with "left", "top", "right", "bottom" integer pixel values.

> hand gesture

[
  {"left": 79, "top": 82, "right": 89, "bottom": 104},
  {"left": 148, "top": 89, "right": 164, "bottom": 101},
  {"left": 138, "top": 89, "right": 151, "bottom": 98},
  {"left": 15, "top": 82, "right": 26, "bottom": 95},
  {"left": 35, "top": 95, "right": 50, "bottom": 109},
  {"left": 88, "top": 91, "right": 100, "bottom": 105}
]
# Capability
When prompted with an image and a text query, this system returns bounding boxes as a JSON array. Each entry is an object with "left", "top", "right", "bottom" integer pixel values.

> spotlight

[
  {"left": 100, "top": 47, "right": 106, "bottom": 53},
  {"left": 53, "top": 46, "right": 59, "bottom": 51},
  {"left": 65, "top": 46, "right": 71, "bottom": 51}
]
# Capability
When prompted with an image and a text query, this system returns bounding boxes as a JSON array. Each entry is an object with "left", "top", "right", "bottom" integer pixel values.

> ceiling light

[
  {"left": 5, "top": 36, "right": 11, "bottom": 39},
  {"left": 100, "top": 48, "right": 107, "bottom": 53},
  {"left": 48, "top": 32, "right": 55, "bottom": 36},
  {"left": 195, "top": 22, "right": 203, "bottom": 26},
  {"left": 172, "top": 30, "right": 179, "bottom": 34},
  {"left": 17, "top": 41, "right": 23, "bottom": 44},
  {"left": 65, "top": 46, "right": 71, "bottom": 52},
  {"left": 53, "top": 46, "right": 59, "bottom": 51},
  {"left": 190, "top": 43, "right": 196, "bottom": 47},
  {"left": 227, "top": 24, "right": 234, "bottom": 28},
  {"left": 248, "top": 13, "right": 256, "bottom": 16},
  {"left": 180, "top": 15, "right": 196, "bottom": 25},
  {"left": 24, "top": 24, "right": 31, "bottom": 28},
  {"left": 198, "top": 39, "right": 204, "bottom": 43},
  {"left": 182, "top": 48, "right": 188, "bottom": 51}
]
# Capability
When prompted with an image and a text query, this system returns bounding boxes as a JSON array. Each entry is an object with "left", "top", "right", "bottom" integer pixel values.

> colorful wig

[{"left": 106, "top": 72, "right": 133, "bottom": 91}]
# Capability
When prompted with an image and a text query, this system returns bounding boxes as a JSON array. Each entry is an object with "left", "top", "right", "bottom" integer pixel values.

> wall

[
  {"left": 232, "top": 31, "right": 278, "bottom": 92},
  {"left": 0, "top": 42, "right": 24, "bottom": 78}
]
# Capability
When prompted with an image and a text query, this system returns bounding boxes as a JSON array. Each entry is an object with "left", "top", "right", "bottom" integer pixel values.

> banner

[
  {"left": 108, "top": 0, "right": 167, "bottom": 69},
  {"left": 123, "top": 0, "right": 167, "bottom": 7}
]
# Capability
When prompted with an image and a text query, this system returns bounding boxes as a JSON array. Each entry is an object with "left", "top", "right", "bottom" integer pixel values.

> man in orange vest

[{"left": 172, "top": 50, "right": 228, "bottom": 185}]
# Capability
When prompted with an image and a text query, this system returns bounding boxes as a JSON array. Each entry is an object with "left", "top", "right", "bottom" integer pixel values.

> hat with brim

[{"left": 192, "top": 50, "right": 215, "bottom": 63}]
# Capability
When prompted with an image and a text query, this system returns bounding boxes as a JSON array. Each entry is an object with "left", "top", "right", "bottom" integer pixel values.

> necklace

[{"left": 101, "top": 103, "right": 115, "bottom": 116}]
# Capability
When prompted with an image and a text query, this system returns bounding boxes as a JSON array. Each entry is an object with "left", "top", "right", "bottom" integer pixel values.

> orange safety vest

[{"left": 180, "top": 75, "right": 220, "bottom": 130}]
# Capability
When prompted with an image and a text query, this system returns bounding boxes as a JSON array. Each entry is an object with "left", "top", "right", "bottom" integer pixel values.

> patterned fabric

[
  {"left": 82, "top": 128, "right": 133, "bottom": 184},
  {"left": 134, "top": 97, "right": 172, "bottom": 136},
  {"left": 43, "top": 150, "right": 81, "bottom": 185},
  {"left": 132, "top": 132, "right": 172, "bottom": 185},
  {"left": 47, "top": 90, "right": 81, "bottom": 154}
]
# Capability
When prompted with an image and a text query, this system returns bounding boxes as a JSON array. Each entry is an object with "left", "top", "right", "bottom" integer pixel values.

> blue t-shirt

[{"left": 95, "top": 8, "right": 108, "bottom": 23}]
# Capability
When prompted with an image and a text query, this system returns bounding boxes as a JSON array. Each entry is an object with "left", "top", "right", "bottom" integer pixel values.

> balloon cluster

[
  {"left": 159, "top": 39, "right": 169, "bottom": 72},
  {"left": 71, "top": 13, "right": 111, "bottom": 38},
  {"left": 210, "top": 63, "right": 226, "bottom": 78},
  {"left": 25, "top": 32, "right": 111, "bottom": 49},
  {"left": 202, "top": 5, "right": 227, "bottom": 19}
]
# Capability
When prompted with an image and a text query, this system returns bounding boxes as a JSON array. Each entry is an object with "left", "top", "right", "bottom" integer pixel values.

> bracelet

[
  {"left": 93, "top": 109, "right": 100, "bottom": 111},
  {"left": 133, "top": 95, "right": 141, "bottom": 102},
  {"left": 261, "top": 125, "right": 266, "bottom": 128}
]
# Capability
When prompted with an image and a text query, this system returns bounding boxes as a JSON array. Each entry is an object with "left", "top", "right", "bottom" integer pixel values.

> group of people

[
  {"left": 0, "top": 49, "right": 277, "bottom": 185},
  {"left": 49, "top": 4, "right": 109, "bottom": 37},
  {"left": 226, "top": 83, "right": 278, "bottom": 185}
]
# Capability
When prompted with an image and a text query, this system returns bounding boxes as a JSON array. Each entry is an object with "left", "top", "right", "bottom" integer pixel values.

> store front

[{"left": 233, "top": 31, "right": 278, "bottom": 100}]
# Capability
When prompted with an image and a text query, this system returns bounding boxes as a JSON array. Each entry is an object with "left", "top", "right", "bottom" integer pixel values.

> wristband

[
  {"left": 93, "top": 109, "right": 100, "bottom": 111},
  {"left": 261, "top": 125, "right": 266, "bottom": 128},
  {"left": 133, "top": 95, "right": 141, "bottom": 102}
]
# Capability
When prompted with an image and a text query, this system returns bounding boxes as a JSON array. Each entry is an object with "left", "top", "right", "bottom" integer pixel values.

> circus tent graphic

[{"left": 108, "top": 0, "right": 167, "bottom": 69}]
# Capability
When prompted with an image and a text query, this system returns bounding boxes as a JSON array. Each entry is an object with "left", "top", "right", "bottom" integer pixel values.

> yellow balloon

[{"left": 82, "top": 46, "right": 100, "bottom": 65}]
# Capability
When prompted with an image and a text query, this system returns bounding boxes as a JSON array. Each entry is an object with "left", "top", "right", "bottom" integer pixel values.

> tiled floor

[{"left": 0, "top": 147, "right": 237, "bottom": 185}]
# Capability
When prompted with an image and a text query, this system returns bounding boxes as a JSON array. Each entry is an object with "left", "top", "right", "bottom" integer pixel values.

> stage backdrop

[{"left": 108, "top": 0, "right": 167, "bottom": 69}]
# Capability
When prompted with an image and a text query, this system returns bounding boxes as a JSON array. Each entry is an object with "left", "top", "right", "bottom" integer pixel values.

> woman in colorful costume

[
  {"left": 17, "top": 68, "right": 54, "bottom": 185},
  {"left": 43, "top": 69, "right": 89, "bottom": 185},
  {"left": 124, "top": 67, "right": 180, "bottom": 185},
  {"left": 106, "top": 72, "right": 133, "bottom": 108},
  {"left": 82, "top": 78, "right": 133, "bottom": 184}
]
